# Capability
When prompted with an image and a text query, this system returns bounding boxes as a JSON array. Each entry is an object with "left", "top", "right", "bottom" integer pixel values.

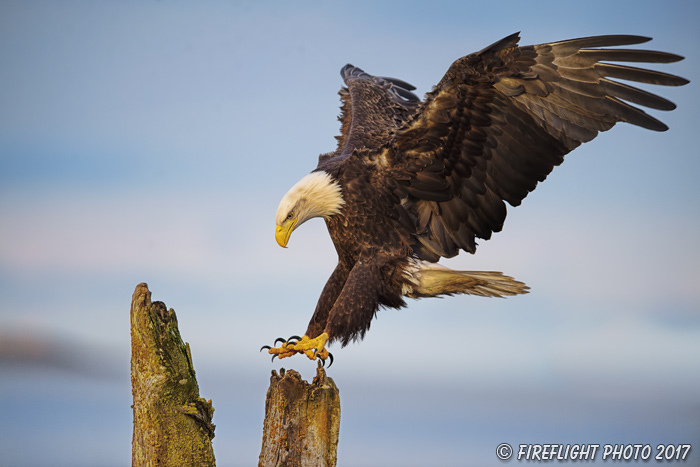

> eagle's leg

[
  {"left": 261, "top": 333, "right": 331, "bottom": 364},
  {"left": 288, "top": 333, "right": 330, "bottom": 361}
]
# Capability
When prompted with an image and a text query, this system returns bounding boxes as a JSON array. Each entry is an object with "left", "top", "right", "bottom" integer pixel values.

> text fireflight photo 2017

[{"left": 260, "top": 32, "right": 688, "bottom": 367}]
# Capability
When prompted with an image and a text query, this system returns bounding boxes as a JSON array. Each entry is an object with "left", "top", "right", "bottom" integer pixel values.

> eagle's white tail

[{"left": 402, "top": 261, "right": 529, "bottom": 298}]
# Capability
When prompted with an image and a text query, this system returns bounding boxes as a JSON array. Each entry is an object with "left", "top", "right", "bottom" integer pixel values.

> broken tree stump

[
  {"left": 130, "top": 283, "right": 216, "bottom": 467},
  {"left": 259, "top": 366, "right": 341, "bottom": 467}
]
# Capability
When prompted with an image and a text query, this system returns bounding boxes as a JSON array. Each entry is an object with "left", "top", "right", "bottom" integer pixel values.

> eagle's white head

[{"left": 275, "top": 171, "right": 345, "bottom": 247}]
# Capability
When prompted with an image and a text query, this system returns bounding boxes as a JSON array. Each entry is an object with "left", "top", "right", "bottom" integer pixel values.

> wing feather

[
  {"left": 320, "top": 65, "right": 420, "bottom": 167},
  {"left": 383, "top": 34, "right": 687, "bottom": 257}
]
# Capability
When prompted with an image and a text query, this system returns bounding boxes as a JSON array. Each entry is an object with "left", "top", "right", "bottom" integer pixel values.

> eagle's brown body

[{"left": 267, "top": 33, "right": 688, "bottom": 362}]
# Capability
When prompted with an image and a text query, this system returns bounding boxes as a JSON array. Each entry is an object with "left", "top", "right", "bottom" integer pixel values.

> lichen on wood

[
  {"left": 131, "top": 283, "right": 216, "bottom": 467},
  {"left": 259, "top": 365, "right": 340, "bottom": 467}
]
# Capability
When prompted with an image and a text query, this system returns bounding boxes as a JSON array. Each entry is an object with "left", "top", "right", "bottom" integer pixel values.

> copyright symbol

[{"left": 497, "top": 443, "right": 513, "bottom": 460}]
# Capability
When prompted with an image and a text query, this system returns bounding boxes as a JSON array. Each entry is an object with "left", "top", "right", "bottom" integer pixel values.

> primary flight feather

[{"left": 262, "top": 33, "right": 688, "bottom": 365}]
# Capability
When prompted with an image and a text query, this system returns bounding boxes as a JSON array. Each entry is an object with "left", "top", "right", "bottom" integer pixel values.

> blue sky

[{"left": 1, "top": 1, "right": 699, "bottom": 466}]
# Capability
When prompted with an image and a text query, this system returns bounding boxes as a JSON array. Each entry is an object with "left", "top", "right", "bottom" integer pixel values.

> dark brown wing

[
  {"left": 383, "top": 33, "right": 688, "bottom": 260},
  {"left": 318, "top": 65, "right": 421, "bottom": 167}
]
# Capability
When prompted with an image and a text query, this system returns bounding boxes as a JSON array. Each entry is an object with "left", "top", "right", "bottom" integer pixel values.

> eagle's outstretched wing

[
  {"left": 379, "top": 33, "right": 688, "bottom": 260},
  {"left": 318, "top": 65, "right": 421, "bottom": 167}
]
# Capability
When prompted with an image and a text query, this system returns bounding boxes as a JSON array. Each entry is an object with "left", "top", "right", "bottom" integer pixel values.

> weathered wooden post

[
  {"left": 130, "top": 283, "right": 216, "bottom": 467},
  {"left": 259, "top": 366, "right": 341, "bottom": 467},
  {"left": 130, "top": 282, "right": 340, "bottom": 466}
]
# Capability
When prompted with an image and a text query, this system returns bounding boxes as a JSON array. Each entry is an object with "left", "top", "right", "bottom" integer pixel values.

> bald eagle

[{"left": 262, "top": 33, "right": 687, "bottom": 365}]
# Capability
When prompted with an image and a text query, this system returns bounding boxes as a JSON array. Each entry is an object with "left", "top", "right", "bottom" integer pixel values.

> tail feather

[{"left": 402, "top": 261, "right": 529, "bottom": 298}]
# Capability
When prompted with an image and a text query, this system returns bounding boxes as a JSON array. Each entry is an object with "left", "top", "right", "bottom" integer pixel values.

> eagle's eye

[{"left": 286, "top": 211, "right": 294, "bottom": 220}]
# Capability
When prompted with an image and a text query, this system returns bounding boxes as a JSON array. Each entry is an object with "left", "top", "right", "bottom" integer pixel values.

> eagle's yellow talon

[
  {"left": 261, "top": 333, "right": 331, "bottom": 364},
  {"left": 288, "top": 333, "right": 329, "bottom": 354}
]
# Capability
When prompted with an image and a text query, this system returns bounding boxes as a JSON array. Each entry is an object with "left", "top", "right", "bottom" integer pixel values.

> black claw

[
  {"left": 274, "top": 337, "right": 286, "bottom": 346},
  {"left": 287, "top": 335, "right": 302, "bottom": 342},
  {"left": 271, "top": 354, "right": 277, "bottom": 362},
  {"left": 260, "top": 345, "right": 271, "bottom": 352},
  {"left": 316, "top": 352, "right": 334, "bottom": 368}
]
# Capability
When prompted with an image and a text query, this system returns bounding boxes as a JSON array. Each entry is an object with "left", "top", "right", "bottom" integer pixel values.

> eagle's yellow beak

[{"left": 275, "top": 218, "right": 297, "bottom": 248}]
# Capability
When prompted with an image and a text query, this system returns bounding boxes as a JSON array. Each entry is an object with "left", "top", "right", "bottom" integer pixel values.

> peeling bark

[
  {"left": 259, "top": 366, "right": 340, "bottom": 467},
  {"left": 130, "top": 283, "right": 216, "bottom": 467}
]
